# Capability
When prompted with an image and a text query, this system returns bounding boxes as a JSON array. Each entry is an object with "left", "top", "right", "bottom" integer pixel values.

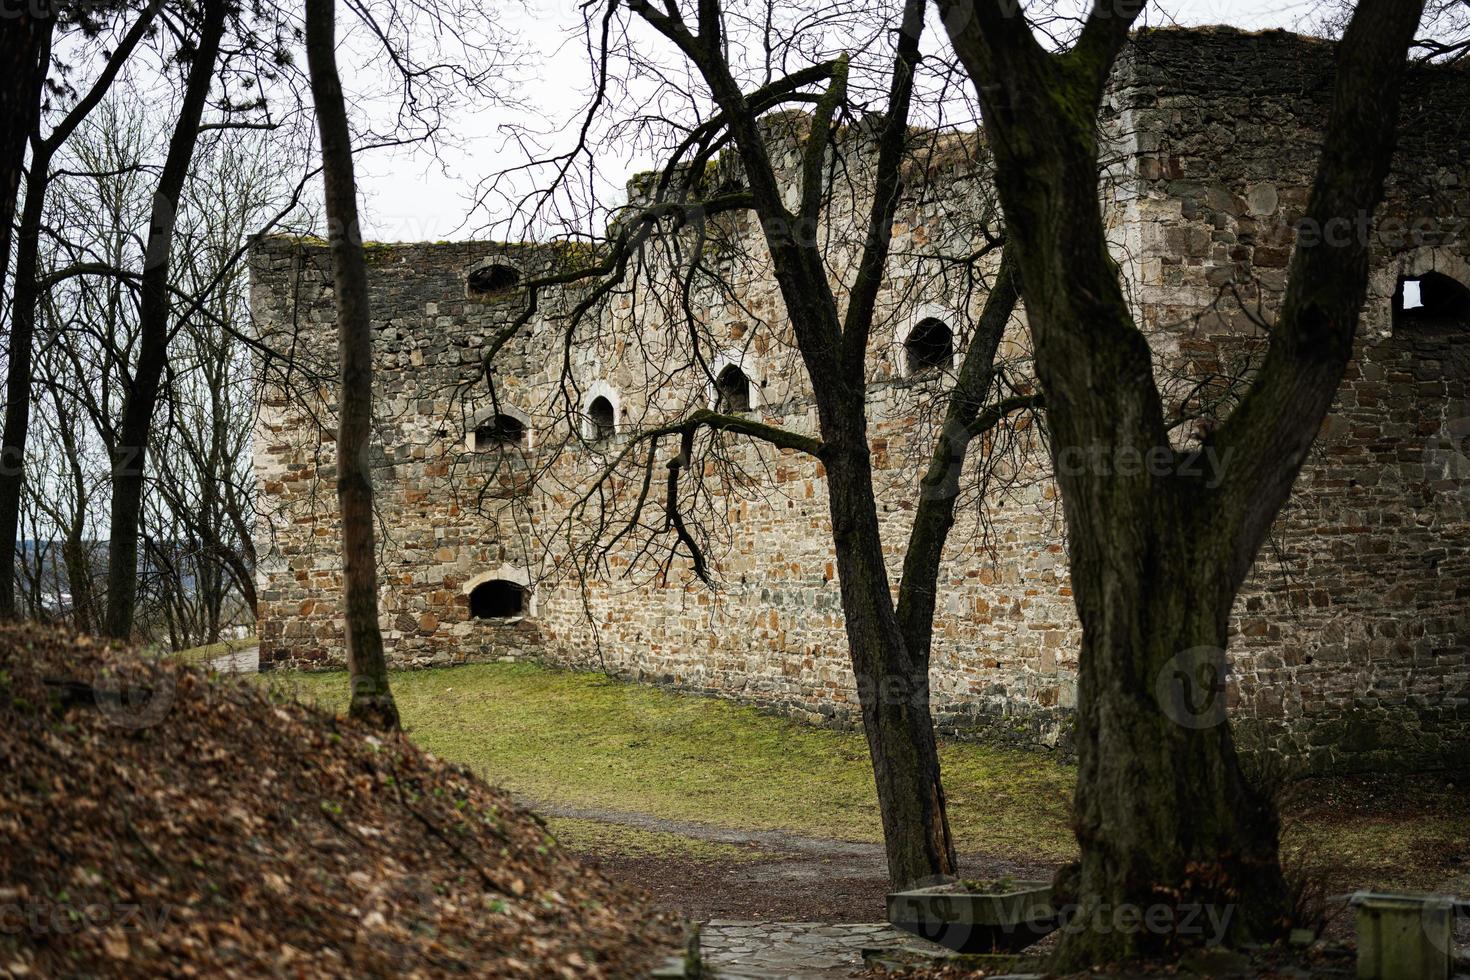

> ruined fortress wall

[
  {"left": 252, "top": 28, "right": 1470, "bottom": 773},
  {"left": 1108, "top": 29, "right": 1470, "bottom": 769}
]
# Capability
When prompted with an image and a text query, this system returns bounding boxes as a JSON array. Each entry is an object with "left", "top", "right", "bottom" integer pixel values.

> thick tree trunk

[
  {"left": 0, "top": 3, "right": 49, "bottom": 319},
  {"left": 937, "top": 0, "right": 1426, "bottom": 964},
  {"left": 824, "top": 429, "right": 958, "bottom": 888},
  {"left": 104, "top": 0, "right": 228, "bottom": 639},
  {"left": 0, "top": 16, "right": 53, "bottom": 619},
  {"left": 305, "top": 0, "right": 400, "bottom": 730},
  {"left": 1059, "top": 490, "right": 1289, "bottom": 962}
]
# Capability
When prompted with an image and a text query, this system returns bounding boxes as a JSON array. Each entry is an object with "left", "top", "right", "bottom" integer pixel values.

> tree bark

[
  {"left": 824, "top": 412, "right": 960, "bottom": 887},
  {"left": 939, "top": 0, "right": 1426, "bottom": 964},
  {"left": 0, "top": 1, "right": 50, "bottom": 319},
  {"left": 0, "top": 14, "right": 53, "bottom": 619},
  {"left": 104, "top": 0, "right": 228, "bottom": 639},
  {"left": 305, "top": 0, "right": 400, "bottom": 729},
  {"left": 1, "top": 151, "right": 52, "bottom": 623}
]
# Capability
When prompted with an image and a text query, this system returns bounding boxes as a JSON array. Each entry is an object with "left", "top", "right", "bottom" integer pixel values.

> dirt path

[{"left": 525, "top": 797, "right": 1057, "bottom": 923}]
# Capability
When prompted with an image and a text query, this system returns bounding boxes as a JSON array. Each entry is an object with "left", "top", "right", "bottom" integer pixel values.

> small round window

[{"left": 905, "top": 317, "right": 953, "bottom": 375}]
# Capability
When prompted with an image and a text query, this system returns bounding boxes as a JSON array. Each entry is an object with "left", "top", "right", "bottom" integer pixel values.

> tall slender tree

[
  {"left": 937, "top": 0, "right": 1427, "bottom": 963},
  {"left": 304, "top": 0, "right": 400, "bottom": 729},
  {"left": 104, "top": 0, "right": 231, "bottom": 638}
]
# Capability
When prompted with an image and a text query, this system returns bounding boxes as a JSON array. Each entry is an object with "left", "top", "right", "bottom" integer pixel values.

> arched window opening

[
  {"left": 905, "top": 317, "right": 953, "bottom": 375},
  {"left": 467, "top": 263, "right": 521, "bottom": 299},
  {"left": 1395, "top": 272, "right": 1470, "bottom": 325},
  {"left": 473, "top": 413, "right": 525, "bottom": 450},
  {"left": 587, "top": 396, "right": 615, "bottom": 442},
  {"left": 468, "top": 579, "right": 526, "bottom": 619},
  {"left": 716, "top": 364, "right": 752, "bottom": 413}
]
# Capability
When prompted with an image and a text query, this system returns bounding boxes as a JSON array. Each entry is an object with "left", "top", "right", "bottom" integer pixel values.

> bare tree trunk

[
  {"left": 0, "top": 18, "right": 53, "bottom": 620},
  {"left": 824, "top": 416, "right": 960, "bottom": 886},
  {"left": 939, "top": 0, "right": 1425, "bottom": 963},
  {"left": 700, "top": 0, "right": 957, "bottom": 888},
  {"left": 104, "top": 0, "right": 228, "bottom": 639},
  {"left": 305, "top": 0, "right": 400, "bottom": 729},
  {"left": 1, "top": 156, "right": 51, "bottom": 622}
]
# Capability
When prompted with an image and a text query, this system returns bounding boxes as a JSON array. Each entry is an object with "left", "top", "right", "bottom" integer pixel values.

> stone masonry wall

[{"left": 251, "top": 27, "right": 1470, "bottom": 774}]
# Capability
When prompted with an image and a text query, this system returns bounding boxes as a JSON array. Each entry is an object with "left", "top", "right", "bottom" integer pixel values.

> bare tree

[
  {"left": 0, "top": 0, "right": 162, "bottom": 619},
  {"left": 1310, "top": 0, "right": 1467, "bottom": 62},
  {"left": 23, "top": 78, "right": 301, "bottom": 648},
  {"left": 103, "top": 0, "right": 231, "bottom": 639},
  {"left": 305, "top": 0, "right": 400, "bottom": 728},
  {"left": 466, "top": 0, "right": 1041, "bottom": 888},
  {"left": 938, "top": 0, "right": 1426, "bottom": 964}
]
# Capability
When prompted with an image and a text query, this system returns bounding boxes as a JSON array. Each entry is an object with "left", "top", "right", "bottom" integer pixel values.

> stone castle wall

[{"left": 251, "top": 27, "right": 1470, "bottom": 773}]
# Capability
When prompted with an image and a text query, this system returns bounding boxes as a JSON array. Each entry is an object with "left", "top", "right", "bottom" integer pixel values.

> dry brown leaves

[{"left": 0, "top": 625, "right": 682, "bottom": 978}]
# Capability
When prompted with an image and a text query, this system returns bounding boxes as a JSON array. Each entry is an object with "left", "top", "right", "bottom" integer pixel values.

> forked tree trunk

[
  {"left": 305, "top": 0, "right": 400, "bottom": 730},
  {"left": 938, "top": 0, "right": 1426, "bottom": 964},
  {"left": 627, "top": 0, "right": 961, "bottom": 887}
]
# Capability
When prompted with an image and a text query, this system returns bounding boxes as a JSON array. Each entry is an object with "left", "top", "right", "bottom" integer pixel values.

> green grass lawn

[
  {"left": 266, "top": 662, "right": 1079, "bottom": 861},
  {"left": 263, "top": 661, "right": 1470, "bottom": 891}
]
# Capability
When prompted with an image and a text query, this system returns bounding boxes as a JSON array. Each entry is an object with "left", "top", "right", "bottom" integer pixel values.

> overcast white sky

[{"left": 348, "top": 0, "right": 1323, "bottom": 243}]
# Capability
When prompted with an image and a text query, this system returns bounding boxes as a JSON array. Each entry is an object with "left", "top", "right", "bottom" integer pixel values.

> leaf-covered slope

[{"left": 0, "top": 626, "right": 681, "bottom": 978}]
